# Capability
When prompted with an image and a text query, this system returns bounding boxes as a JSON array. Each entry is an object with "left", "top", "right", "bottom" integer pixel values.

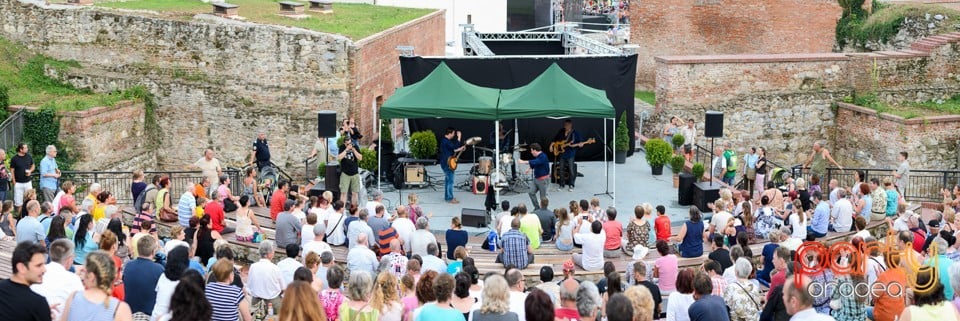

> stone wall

[
  {"left": 835, "top": 103, "right": 960, "bottom": 169},
  {"left": 0, "top": 0, "right": 443, "bottom": 175},
  {"left": 630, "top": 0, "right": 842, "bottom": 88},
  {"left": 350, "top": 10, "right": 445, "bottom": 140},
  {"left": 10, "top": 101, "right": 156, "bottom": 171}
]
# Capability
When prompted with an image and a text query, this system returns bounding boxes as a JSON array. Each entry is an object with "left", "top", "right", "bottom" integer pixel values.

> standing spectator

[
  {"left": 0, "top": 150, "right": 9, "bottom": 203},
  {"left": 445, "top": 217, "right": 468, "bottom": 260},
  {"left": 38, "top": 145, "right": 59, "bottom": 203},
  {"left": 131, "top": 170, "right": 146, "bottom": 204},
  {"left": 681, "top": 118, "right": 696, "bottom": 155},
  {"left": 711, "top": 146, "right": 725, "bottom": 183},
  {"left": 277, "top": 244, "right": 303, "bottom": 288},
  {"left": 60, "top": 251, "right": 133, "bottom": 321},
  {"left": 803, "top": 141, "right": 843, "bottom": 179},
  {"left": 248, "top": 241, "right": 284, "bottom": 311},
  {"left": 665, "top": 268, "right": 696, "bottom": 321},
  {"left": 250, "top": 132, "right": 271, "bottom": 173},
  {"left": 754, "top": 147, "right": 768, "bottom": 198},
  {"left": 688, "top": 272, "right": 730, "bottom": 321},
  {"left": 721, "top": 142, "right": 737, "bottom": 186},
  {"left": 534, "top": 198, "right": 556, "bottom": 241},
  {"left": 346, "top": 233, "right": 378, "bottom": 275},
  {"left": 498, "top": 218, "right": 533, "bottom": 269},
  {"left": 269, "top": 181, "right": 289, "bottom": 221},
  {"left": 473, "top": 274, "right": 519, "bottom": 321},
  {"left": 671, "top": 206, "right": 705, "bottom": 258},
  {"left": 10, "top": 143, "right": 35, "bottom": 212},
  {"left": 338, "top": 139, "right": 363, "bottom": 204},
  {"left": 653, "top": 240, "right": 679, "bottom": 293},
  {"left": 206, "top": 259, "right": 253, "bottom": 321},
  {"left": 573, "top": 220, "right": 604, "bottom": 271},
  {"left": 16, "top": 200, "right": 46, "bottom": 246},
  {"left": 602, "top": 207, "right": 623, "bottom": 258},
  {"left": 517, "top": 204, "right": 543, "bottom": 250},
  {"left": 808, "top": 191, "right": 829, "bottom": 238},
  {"left": 193, "top": 149, "right": 222, "bottom": 198},
  {"left": 124, "top": 234, "right": 164, "bottom": 318},
  {"left": 31, "top": 239, "right": 83, "bottom": 320},
  {"left": 319, "top": 266, "right": 347, "bottom": 321},
  {"left": 893, "top": 151, "right": 910, "bottom": 196}
]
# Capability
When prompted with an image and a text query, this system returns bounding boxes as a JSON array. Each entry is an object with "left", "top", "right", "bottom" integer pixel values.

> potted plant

[
  {"left": 615, "top": 112, "right": 630, "bottom": 164},
  {"left": 691, "top": 162, "right": 706, "bottom": 182},
  {"left": 644, "top": 138, "right": 672, "bottom": 175},
  {"left": 671, "top": 133, "right": 685, "bottom": 151},
  {"left": 409, "top": 130, "right": 438, "bottom": 160},
  {"left": 670, "top": 155, "right": 685, "bottom": 188}
]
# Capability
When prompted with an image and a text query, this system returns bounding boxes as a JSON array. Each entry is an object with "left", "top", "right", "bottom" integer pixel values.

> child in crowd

[{"left": 655, "top": 205, "right": 671, "bottom": 242}]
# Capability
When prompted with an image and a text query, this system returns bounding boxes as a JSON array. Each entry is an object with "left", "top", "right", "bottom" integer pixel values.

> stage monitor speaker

[
  {"left": 692, "top": 182, "right": 721, "bottom": 213},
  {"left": 473, "top": 175, "right": 489, "bottom": 195},
  {"left": 318, "top": 111, "right": 337, "bottom": 138},
  {"left": 678, "top": 173, "right": 696, "bottom": 206},
  {"left": 704, "top": 111, "right": 724, "bottom": 138},
  {"left": 325, "top": 163, "right": 340, "bottom": 192},
  {"left": 405, "top": 165, "right": 425, "bottom": 184},
  {"left": 461, "top": 208, "right": 487, "bottom": 228}
]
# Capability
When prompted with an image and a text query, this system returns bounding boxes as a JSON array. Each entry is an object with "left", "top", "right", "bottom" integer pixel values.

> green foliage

[
  {"left": 644, "top": 138, "right": 672, "bottom": 167},
  {"left": 692, "top": 162, "right": 705, "bottom": 180},
  {"left": 615, "top": 112, "right": 630, "bottom": 152},
  {"left": 634, "top": 91, "right": 656, "bottom": 106},
  {"left": 837, "top": 2, "right": 960, "bottom": 50},
  {"left": 380, "top": 120, "right": 392, "bottom": 143},
  {"left": 121, "top": 86, "right": 160, "bottom": 148},
  {"left": 0, "top": 84, "right": 9, "bottom": 121},
  {"left": 358, "top": 148, "right": 378, "bottom": 171},
  {"left": 23, "top": 108, "right": 74, "bottom": 171},
  {"left": 98, "top": 0, "right": 435, "bottom": 40},
  {"left": 671, "top": 133, "right": 685, "bottom": 150},
  {"left": 409, "top": 130, "right": 438, "bottom": 160},
  {"left": 670, "top": 155, "right": 686, "bottom": 175}
]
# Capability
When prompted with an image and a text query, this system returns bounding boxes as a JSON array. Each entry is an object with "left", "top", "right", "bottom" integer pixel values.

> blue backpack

[{"left": 484, "top": 231, "right": 499, "bottom": 252}]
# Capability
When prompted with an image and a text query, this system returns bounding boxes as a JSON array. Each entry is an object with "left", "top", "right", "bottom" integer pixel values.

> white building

[{"left": 338, "top": 0, "right": 507, "bottom": 55}]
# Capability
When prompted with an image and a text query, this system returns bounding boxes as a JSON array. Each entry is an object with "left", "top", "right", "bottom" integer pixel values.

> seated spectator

[
  {"left": 446, "top": 217, "right": 468, "bottom": 260},
  {"left": 526, "top": 289, "right": 556, "bottom": 321},
  {"left": 61, "top": 251, "right": 133, "bottom": 320},
  {"left": 30, "top": 239, "right": 83, "bottom": 320},
  {"left": 518, "top": 204, "right": 544, "bottom": 250},
  {"left": 302, "top": 224, "right": 333, "bottom": 262},
  {"left": 624, "top": 204, "right": 652, "bottom": 255},
  {"left": 602, "top": 207, "right": 623, "bottom": 258},
  {"left": 703, "top": 260, "right": 727, "bottom": 296},
  {"left": 410, "top": 217, "right": 438, "bottom": 258},
  {"left": 534, "top": 198, "right": 557, "bottom": 242},
  {"left": 632, "top": 261, "right": 661, "bottom": 319},
  {"left": 708, "top": 234, "right": 733, "bottom": 272},
  {"left": 207, "top": 259, "right": 252, "bottom": 321},
  {"left": 277, "top": 243, "right": 304, "bottom": 288},
  {"left": 622, "top": 285, "right": 656, "bottom": 321},
  {"left": 536, "top": 266, "right": 561, "bottom": 306},
  {"left": 473, "top": 274, "right": 519, "bottom": 321},
  {"left": 665, "top": 268, "right": 696, "bottom": 321},
  {"left": 498, "top": 217, "right": 534, "bottom": 269},
  {"left": 808, "top": 191, "right": 829, "bottom": 238},
  {"left": 576, "top": 281, "right": 602, "bottom": 321},
  {"left": 319, "top": 266, "right": 347, "bottom": 321},
  {"left": 381, "top": 239, "right": 408, "bottom": 279},
  {"left": 421, "top": 243, "right": 447, "bottom": 275},
  {"left": 689, "top": 272, "right": 730, "bottom": 321},
  {"left": 757, "top": 230, "right": 782, "bottom": 285},
  {"left": 346, "top": 233, "right": 378, "bottom": 275},
  {"left": 248, "top": 240, "right": 284, "bottom": 311},
  {"left": 653, "top": 240, "right": 679, "bottom": 294},
  {"left": 724, "top": 258, "right": 762, "bottom": 321},
  {"left": 671, "top": 206, "right": 705, "bottom": 258},
  {"left": 275, "top": 200, "right": 302, "bottom": 250},
  {"left": 447, "top": 246, "right": 467, "bottom": 275},
  {"left": 573, "top": 220, "right": 605, "bottom": 272}
]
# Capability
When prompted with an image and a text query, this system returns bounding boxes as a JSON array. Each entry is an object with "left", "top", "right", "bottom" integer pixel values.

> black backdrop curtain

[{"left": 398, "top": 55, "right": 637, "bottom": 162}]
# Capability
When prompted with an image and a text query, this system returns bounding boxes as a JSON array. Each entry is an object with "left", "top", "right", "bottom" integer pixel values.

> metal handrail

[
  {"left": 791, "top": 166, "right": 960, "bottom": 203},
  {"left": 0, "top": 109, "right": 24, "bottom": 153},
  {"left": 28, "top": 169, "right": 244, "bottom": 205}
]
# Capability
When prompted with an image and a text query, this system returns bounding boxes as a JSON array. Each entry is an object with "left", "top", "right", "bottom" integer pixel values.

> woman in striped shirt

[{"left": 206, "top": 259, "right": 253, "bottom": 321}]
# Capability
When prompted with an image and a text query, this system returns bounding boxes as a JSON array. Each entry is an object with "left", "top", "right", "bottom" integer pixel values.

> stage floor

[{"left": 371, "top": 150, "right": 693, "bottom": 234}]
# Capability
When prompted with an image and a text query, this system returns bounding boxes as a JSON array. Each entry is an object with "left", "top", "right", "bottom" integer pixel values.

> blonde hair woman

[
  {"left": 61, "top": 251, "right": 133, "bottom": 321},
  {"left": 408, "top": 193, "right": 424, "bottom": 223},
  {"left": 278, "top": 281, "right": 327, "bottom": 321},
  {"left": 623, "top": 285, "right": 655, "bottom": 321},
  {"left": 371, "top": 271, "right": 404, "bottom": 321},
  {"left": 470, "top": 274, "right": 518, "bottom": 321}
]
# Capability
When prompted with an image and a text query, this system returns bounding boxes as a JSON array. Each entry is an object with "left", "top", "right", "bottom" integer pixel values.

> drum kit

[{"left": 460, "top": 136, "right": 531, "bottom": 194}]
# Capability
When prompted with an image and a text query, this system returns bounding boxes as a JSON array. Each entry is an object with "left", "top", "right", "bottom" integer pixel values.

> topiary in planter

[
  {"left": 644, "top": 138, "right": 672, "bottom": 167},
  {"left": 692, "top": 162, "right": 705, "bottom": 181},
  {"left": 615, "top": 112, "right": 630, "bottom": 152},
  {"left": 671, "top": 133, "right": 685, "bottom": 150},
  {"left": 409, "top": 130, "right": 438, "bottom": 160},
  {"left": 670, "top": 155, "right": 686, "bottom": 174}
]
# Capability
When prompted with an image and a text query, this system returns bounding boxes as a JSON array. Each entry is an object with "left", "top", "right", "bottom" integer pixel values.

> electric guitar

[
  {"left": 448, "top": 149, "right": 465, "bottom": 170},
  {"left": 550, "top": 138, "right": 596, "bottom": 156}
]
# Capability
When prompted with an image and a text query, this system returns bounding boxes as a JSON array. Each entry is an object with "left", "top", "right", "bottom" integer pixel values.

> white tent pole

[
  {"left": 604, "top": 118, "right": 608, "bottom": 191},
  {"left": 377, "top": 118, "right": 382, "bottom": 191},
  {"left": 495, "top": 121, "right": 500, "bottom": 207},
  {"left": 612, "top": 117, "right": 616, "bottom": 204}
]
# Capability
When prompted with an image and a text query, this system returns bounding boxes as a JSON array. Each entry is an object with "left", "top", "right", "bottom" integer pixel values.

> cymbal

[
  {"left": 465, "top": 136, "right": 482, "bottom": 146},
  {"left": 511, "top": 144, "right": 528, "bottom": 149},
  {"left": 474, "top": 146, "right": 495, "bottom": 153}
]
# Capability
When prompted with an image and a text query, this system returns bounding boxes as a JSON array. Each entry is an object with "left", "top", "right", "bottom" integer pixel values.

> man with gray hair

[
  {"left": 555, "top": 278, "right": 581, "bottom": 319},
  {"left": 346, "top": 233, "right": 378, "bottom": 274},
  {"left": 124, "top": 234, "right": 163, "bottom": 317},
  {"left": 80, "top": 182, "right": 102, "bottom": 214},
  {"left": 420, "top": 242, "right": 447, "bottom": 274},
  {"left": 830, "top": 188, "right": 853, "bottom": 232},
  {"left": 248, "top": 240, "right": 284, "bottom": 311},
  {"left": 346, "top": 208, "right": 375, "bottom": 249},
  {"left": 391, "top": 205, "right": 415, "bottom": 252},
  {"left": 928, "top": 236, "right": 955, "bottom": 300},
  {"left": 303, "top": 223, "right": 332, "bottom": 264},
  {"left": 576, "top": 281, "right": 602, "bottom": 321},
  {"left": 409, "top": 216, "right": 437, "bottom": 257},
  {"left": 30, "top": 239, "right": 83, "bottom": 319},
  {"left": 192, "top": 148, "right": 222, "bottom": 198},
  {"left": 504, "top": 268, "right": 529, "bottom": 321},
  {"left": 365, "top": 189, "right": 384, "bottom": 218},
  {"left": 15, "top": 200, "right": 45, "bottom": 247},
  {"left": 39, "top": 145, "right": 60, "bottom": 203}
]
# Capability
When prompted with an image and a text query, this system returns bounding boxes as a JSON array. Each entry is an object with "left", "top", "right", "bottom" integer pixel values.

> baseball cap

[{"left": 563, "top": 260, "right": 575, "bottom": 272}]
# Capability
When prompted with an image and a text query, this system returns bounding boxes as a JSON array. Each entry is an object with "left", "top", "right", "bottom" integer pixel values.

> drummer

[{"left": 490, "top": 123, "right": 517, "bottom": 180}]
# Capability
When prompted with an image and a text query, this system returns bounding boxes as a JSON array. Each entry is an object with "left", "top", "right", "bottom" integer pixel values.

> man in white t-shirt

[
  {"left": 324, "top": 200, "right": 347, "bottom": 246},
  {"left": 409, "top": 217, "right": 438, "bottom": 258},
  {"left": 303, "top": 224, "right": 332, "bottom": 263},
  {"left": 709, "top": 200, "right": 733, "bottom": 238},
  {"left": 830, "top": 189, "right": 854, "bottom": 232},
  {"left": 572, "top": 218, "right": 605, "bottom": 271},
  {"left": 505, "top": 268, "right": 529, "bottom": 321},
  {"left": 365, "top": 189, "right": 384, "bottom": 218},
  {"left": 391, "top": 206, "right": 416, "bottom": 253},
  {"left": 193, "top": 149, "right": 222, "bottom": 198},
  {"left": 302, "top": 213, "right": 317, "bottom": 248},
  {"left": 31, "top": 239, "right": 84, "bottom": 320}
]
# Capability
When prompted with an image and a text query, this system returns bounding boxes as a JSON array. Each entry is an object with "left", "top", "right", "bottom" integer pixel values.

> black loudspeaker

[
  {"left": 678, "top": 173, "right": 696, "bottom": 206},
  {"left": 461, "top": 208, "right": 487, "bottom": 228},
  {"left": 307, "top": 182, "right": 341, "bottom": 201},
  {"left": 704, "top": 111, "right": 724, "bottom": 138},
  {"left": 325, "top": 163, "right": 340, "bottom": 192},
  {"left": 318, "top": 111, "right": 337, "bottom": 138},
  {"left": 692, "top": 182, "right": 721, "bottom": 213}
]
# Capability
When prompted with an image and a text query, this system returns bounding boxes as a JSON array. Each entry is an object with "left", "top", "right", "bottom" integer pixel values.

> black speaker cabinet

[
  {"left": 692, "top": 182, "right": 721, "bottom": 213},
  {"left": 704, "top": 111, "right": 724, "bottom": 138},
  {"left": 678, "top": 173, "right": 696, "bottom": 206},
  {"left": 325, "top": 163, "right": 340, "bottom": 192},
  {"left": 307, "top": 182, "right": 341, "bottom": 201},
  {"left": 461, "top": 208, "right": 487, "bottom": 228},
  {"left": 318, "top": 111, "right": 337, "bottom": 138}
]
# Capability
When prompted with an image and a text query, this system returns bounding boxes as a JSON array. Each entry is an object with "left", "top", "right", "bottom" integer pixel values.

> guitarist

[
  {"left": 553, "top": 119, "right": 584, "bottom": 191},
  {"left": 440, "top": 127, "right": 466, "bottom": 204}
]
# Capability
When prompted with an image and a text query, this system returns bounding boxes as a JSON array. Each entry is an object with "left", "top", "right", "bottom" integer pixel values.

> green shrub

[
  {"left": 692, "top": 162, "right": 706, "bottom": 180},
  {"left": 644, "top": 138, "right": 672, "bottom": 167},
  {"left": 670, "top": 155, "right": 686, "bottom": 174},
  {"left": 671, "top": 133, "right": 685, "bottom": 149},
  {"left": 615, "top": 112, "right": 630, "bottom": 152},
  {"left": 379, "top": 120, "right": 392, "bottom": 143},
  {"left": 0, "top": 84, "right": 9, "bottom": 121},
  {"left": 409, "top": 130, "right": 438, "bottom": 160},
  {"left": 358, "top": 148, "right": 378, "bottom": 171}
]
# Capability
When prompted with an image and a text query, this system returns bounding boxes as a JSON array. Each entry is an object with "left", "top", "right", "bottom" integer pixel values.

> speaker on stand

[{"left": 704, "top": 111, "right": 724, "bottom": 187}]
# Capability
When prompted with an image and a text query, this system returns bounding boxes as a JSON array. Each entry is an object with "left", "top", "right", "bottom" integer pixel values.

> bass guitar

[{"left": 549, "top": 138, "right": 596, "bottom": 156}]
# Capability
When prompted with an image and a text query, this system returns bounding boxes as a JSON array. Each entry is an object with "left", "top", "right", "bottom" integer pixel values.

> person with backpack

[{"left": 723, "top": 142, "right": 738, "bottom": 186}]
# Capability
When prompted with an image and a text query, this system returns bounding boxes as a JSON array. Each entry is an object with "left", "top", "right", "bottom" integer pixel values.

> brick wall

[
  {"left": 631, "top": 0, "right": 842, "bottom": 88},
  {"left": 350, "top": 10, "right": 445, "bottom": 142},
  {"left": 835, "top": 103, "right": 960, "bottom": 169}
]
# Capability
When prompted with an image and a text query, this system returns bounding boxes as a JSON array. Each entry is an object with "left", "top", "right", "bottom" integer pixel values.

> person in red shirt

[
  {"left": 204, "top": 190, "right": 234, "bottom": 235},
  {"left": 870, "top": 250, "right": 907, "bottom": 321},
  {"left": 555, "top": 278, "right": 581, "bottom": 320},
  {"left": 602, "top": 208, "right": 623, "bottom": 258},
  {"left": 270, "top": 180, "right": 289, "bottom": 221},
  {"left": 654, "top": 205, "right": 672, "bottom": 241}
]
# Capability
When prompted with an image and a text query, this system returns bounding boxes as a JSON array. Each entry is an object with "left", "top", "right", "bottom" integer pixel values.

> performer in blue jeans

[
  {"left": 520, "top": 143, "right": 550, "bottom": 209},
  {"left": 439, "top": 127, "right": 465, "bottom": 204}
]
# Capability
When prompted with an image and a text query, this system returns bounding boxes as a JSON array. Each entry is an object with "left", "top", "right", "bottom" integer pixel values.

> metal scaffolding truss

[
  {"left": 460, "top": 24, "right": 626, "bottom": 56},
  {"left": 477, "top": 32, "right": 561, "bottom": 41},
  {"left": 563, "top": 32, "right": 621, "bottom": 55}
]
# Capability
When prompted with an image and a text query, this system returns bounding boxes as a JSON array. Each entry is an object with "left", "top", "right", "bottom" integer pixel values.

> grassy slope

[
  {"left": 97, "top": 0, "right": 435, "bottom": 40},
  {"left": 0, "top": 37, "right": 128, "bottom": 111},
  {"left": 850, "top": 94, "right": 960, "bottom": 119},
  {"left": 634, "top": 90, "right": 655, "bottom": 105},
  {"left": 861, "top": 3, "right": 960, "bottom": 42}
]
